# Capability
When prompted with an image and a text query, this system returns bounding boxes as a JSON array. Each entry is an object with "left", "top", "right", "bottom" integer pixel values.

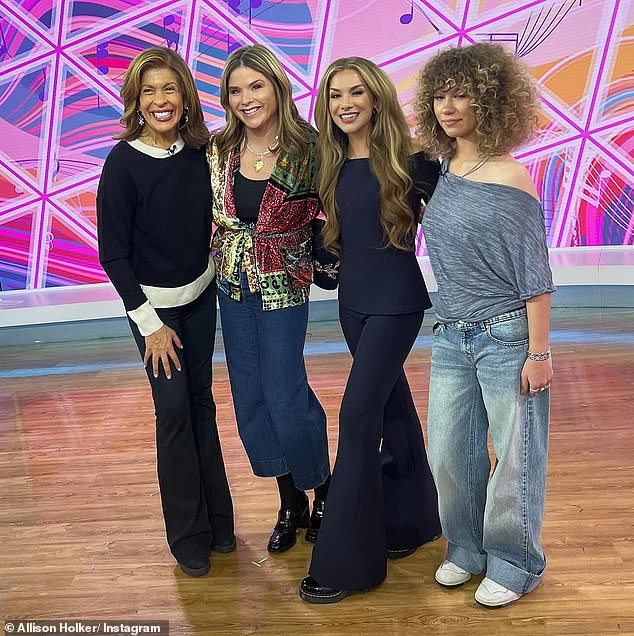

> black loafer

[
  {"left": 299, "top": 576, "right": 348, "bottom": 604},
  {"left": 304, "top": 498, "right": 325, "bottom": 544},
  {"left": 178, "top": 554, "right": 210, "bottom": 577},
  {"left": 267, "top": 497, "right": 310, "bottom": 553},
  {"left": 387, "top": 547, "right": 417, "bottom": 560},
  {"left": 211, "top": 537, "right": 237, "bottom": 553}
]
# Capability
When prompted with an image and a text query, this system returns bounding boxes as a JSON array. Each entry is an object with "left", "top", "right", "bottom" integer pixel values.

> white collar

[{"left": 128, "top": 135, "right": 185, "bottom": 158}]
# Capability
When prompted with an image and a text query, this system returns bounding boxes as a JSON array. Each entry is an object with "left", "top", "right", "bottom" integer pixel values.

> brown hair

[
  {"left": 117, "top": 47, "right": 208, "bottom": 149},
  {"left": 214, "top": 44, "right": 313, "bottom": 167},
  {"left": 416, "top": 43, "right": 536, "bottom": 159},
  {"left": 315, "top": 57, "right": 414, "bottom": 254}
]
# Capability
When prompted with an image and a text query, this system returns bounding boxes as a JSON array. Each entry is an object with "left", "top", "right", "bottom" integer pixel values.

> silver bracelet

[{"left": 527, "top": 349, "right": 551, "bottom": 361}]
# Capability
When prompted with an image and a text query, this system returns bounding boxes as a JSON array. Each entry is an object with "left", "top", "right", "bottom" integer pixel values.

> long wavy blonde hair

[
  {"left": 314, "top": 57, "right": 414, "bottom": 254},
  {"left": 416, "top": 43, "right": 536, "bottom": 159},
  {"left": 215, "top": 44, "right": 313, "bottom": 167},
  {"left": 117, "top": 47, "right": 208, "bottom": 149}
]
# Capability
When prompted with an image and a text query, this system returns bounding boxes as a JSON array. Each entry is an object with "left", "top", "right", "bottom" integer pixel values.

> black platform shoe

[
  {"left": 267, "top": 496, "right": 310, "bottom": 553},
  {"left": 387, "top": 547, "right": 417, "bottom": 560},
  {"left": 299, "top": 576, "right": 348, "bottom": 604},
  {"left": 304, "top": 498, "right": 325, "bottom": 544},
  {"left": 177, "top": 554, "right": 210, "bottom": 577},
  {"left": 211, "top": 536, "right": 237, "bottom": 553}
]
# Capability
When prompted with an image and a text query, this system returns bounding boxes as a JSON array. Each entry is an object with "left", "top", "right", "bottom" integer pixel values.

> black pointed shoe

[
  {"left": 299, "top": 576, "right": 348, "bottom": 604},
  {"left": 267, "top": 498, "right": 310, "bottom": 553},
  {"left": 177, "top": 554, "right": 210, "bottom": 577},
  {"left": 304, "top": 498, "right": 325, "bottom": 544}
]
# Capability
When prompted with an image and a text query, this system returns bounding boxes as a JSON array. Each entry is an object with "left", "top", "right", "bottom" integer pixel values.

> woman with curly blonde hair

[
  {"left": 416, "top": 42, "right": 536, "bottom": 160},
  {"left": 299, "top": 57, "right": 441, "bottom": 604},
  {"left": 416, "top": 43, "right": 555, "bottom": 607}
]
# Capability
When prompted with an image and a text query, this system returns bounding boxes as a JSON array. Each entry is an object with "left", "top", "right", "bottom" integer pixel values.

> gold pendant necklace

[
  {"left": 245, "top": 142, "right": 271, "bottom": 172},
  {"left": 245, "top": 138, "right": 277, "bottom": 173}
]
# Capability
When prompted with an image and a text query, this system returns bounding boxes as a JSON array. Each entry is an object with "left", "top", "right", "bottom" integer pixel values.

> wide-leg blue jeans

[
  {"left": 427, "top": 308, "right": 549, "bottom": 595},
  {"left": 218, "top": 279, "right": 329, "bottom": 491}
]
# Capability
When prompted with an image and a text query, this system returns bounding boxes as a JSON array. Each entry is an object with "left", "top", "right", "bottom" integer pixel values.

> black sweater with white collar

[{"left": 97, "top": 140, "right": 213, "bottom": 313}]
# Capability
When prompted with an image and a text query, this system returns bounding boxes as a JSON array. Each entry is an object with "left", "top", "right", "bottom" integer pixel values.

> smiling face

[
  {"left": 327, "top": 69, "right": 375, "bottom": 143},
  {"left": 227, "top": 65, "right": 279, "bottom": 137},
  {"left": 137, "top": 66, "right": 184, "bottom": 146},
  {"left": 433, "top": 84, "right": 477, "bottom": 141}
]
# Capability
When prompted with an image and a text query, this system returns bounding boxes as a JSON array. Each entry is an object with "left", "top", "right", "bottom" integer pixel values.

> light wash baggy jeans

[{"left": 427, "top": 308, "right": 549, "bottom": 595}]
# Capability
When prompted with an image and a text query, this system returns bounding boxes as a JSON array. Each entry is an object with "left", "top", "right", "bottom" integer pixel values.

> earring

[
  {"left": 137, "top": 110, "right": 145, "bottom": 126},
  {"left": 178, "top": 107, "right": 189, "bottom": 130}
]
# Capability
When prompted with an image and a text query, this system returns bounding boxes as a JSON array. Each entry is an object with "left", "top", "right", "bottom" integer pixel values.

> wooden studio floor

[{"left": 1, "top": 308, "right": 634, "bottom": 636}]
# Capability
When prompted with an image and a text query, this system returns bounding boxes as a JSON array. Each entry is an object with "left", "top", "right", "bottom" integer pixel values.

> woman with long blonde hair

[
  {"left": 299, "top": 57, "right": 441, "bottom": 604},
  {"left": 209, "top": 45, "right": 331, "bottom": 554}
]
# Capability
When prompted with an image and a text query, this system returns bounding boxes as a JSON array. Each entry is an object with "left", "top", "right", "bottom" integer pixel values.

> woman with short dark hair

[{"left": 97, "top": 47, "right": 234, "bottom": 577}]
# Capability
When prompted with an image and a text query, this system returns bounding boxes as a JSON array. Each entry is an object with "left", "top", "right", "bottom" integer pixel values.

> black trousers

[
  {"left": 309, "top": 306, "right": 441, "bottom": 590},
  {"left": 129, "top": 282, "right": 234, "bottom": 561}
]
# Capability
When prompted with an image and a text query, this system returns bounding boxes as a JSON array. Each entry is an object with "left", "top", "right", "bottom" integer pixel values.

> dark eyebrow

[
  {"left": 330, "top": 83, "right": 365, "bottom": 92},
  {"left": 141, "top": 81, "right": 177, "bottom": 89},
  {"left": 229, "top": 79, "right": 265, "bottom": 90}
]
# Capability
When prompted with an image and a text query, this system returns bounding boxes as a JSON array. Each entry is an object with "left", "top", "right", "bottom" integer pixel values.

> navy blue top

[{"left": 336, "top": 153, "right": 439, "bottom": 314}]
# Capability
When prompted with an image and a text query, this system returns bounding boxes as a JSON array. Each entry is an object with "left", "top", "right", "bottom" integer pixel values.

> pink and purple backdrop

[{"left": 0, "top": 0, "right": 632, "bottom": 291}]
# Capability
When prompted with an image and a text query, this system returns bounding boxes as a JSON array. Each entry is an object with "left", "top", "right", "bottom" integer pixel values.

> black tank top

[{"left": 233, "top": 170, "right": 268, "bottom": 223}]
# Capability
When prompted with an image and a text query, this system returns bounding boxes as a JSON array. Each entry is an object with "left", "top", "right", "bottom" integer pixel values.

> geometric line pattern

[{"left": 0, "top": 0, "right": 632, "bottom": 290}]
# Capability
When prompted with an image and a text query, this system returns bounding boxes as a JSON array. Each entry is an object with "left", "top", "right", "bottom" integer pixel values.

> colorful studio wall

[{"left": 0, "top": 0, "right": 632, "bottom": 291}]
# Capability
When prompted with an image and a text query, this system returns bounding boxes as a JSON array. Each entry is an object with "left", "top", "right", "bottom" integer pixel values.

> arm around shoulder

[{"left": 409, "top": 151, "right": 441, "bottom": 203}]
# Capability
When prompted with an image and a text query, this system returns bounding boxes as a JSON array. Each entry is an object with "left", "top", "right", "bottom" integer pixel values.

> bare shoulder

[{"left": 484, "top": 156, "right": 540, "bottom": 200}]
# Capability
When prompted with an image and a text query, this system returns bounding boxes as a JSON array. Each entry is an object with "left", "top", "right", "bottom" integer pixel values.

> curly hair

[
  {"left": 214, "top": 44, "right": 313, "bottom": 168},
  {"left": 117, "top": 47, "right": 208, "bottom": 149},
  {"left": 415, "top": 43, "right": 536, "bottom": 159},
  {"left": 315, "top": 57, "right": 415, "bottom": 254}
]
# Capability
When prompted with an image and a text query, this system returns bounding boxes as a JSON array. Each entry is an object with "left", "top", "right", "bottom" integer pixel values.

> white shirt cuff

[{"left": 127, "top": 300, "right": 163, "bottom": 336}]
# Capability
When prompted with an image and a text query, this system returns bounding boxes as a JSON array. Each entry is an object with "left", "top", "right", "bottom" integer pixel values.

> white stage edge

[{"left": 1, "top": 247, "right": 633, "bottom": 330}]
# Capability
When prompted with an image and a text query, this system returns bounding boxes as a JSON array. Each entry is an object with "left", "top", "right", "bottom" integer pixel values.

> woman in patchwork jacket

[{"left": 209, "top": 44, "right": 331, "bottom": 555}]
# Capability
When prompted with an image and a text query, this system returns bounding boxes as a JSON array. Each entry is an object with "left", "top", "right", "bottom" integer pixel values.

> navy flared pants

[{"left": 309, "top": 306, "right": 441, "bottom": 590}]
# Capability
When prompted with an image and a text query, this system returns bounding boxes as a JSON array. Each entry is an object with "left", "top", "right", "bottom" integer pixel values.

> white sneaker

[
  {"left": 475, "top": 577, "right": 522, "bottom": 607},
  {"left": 434, "top": 560, "right": 472, "bottom": 587}
]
